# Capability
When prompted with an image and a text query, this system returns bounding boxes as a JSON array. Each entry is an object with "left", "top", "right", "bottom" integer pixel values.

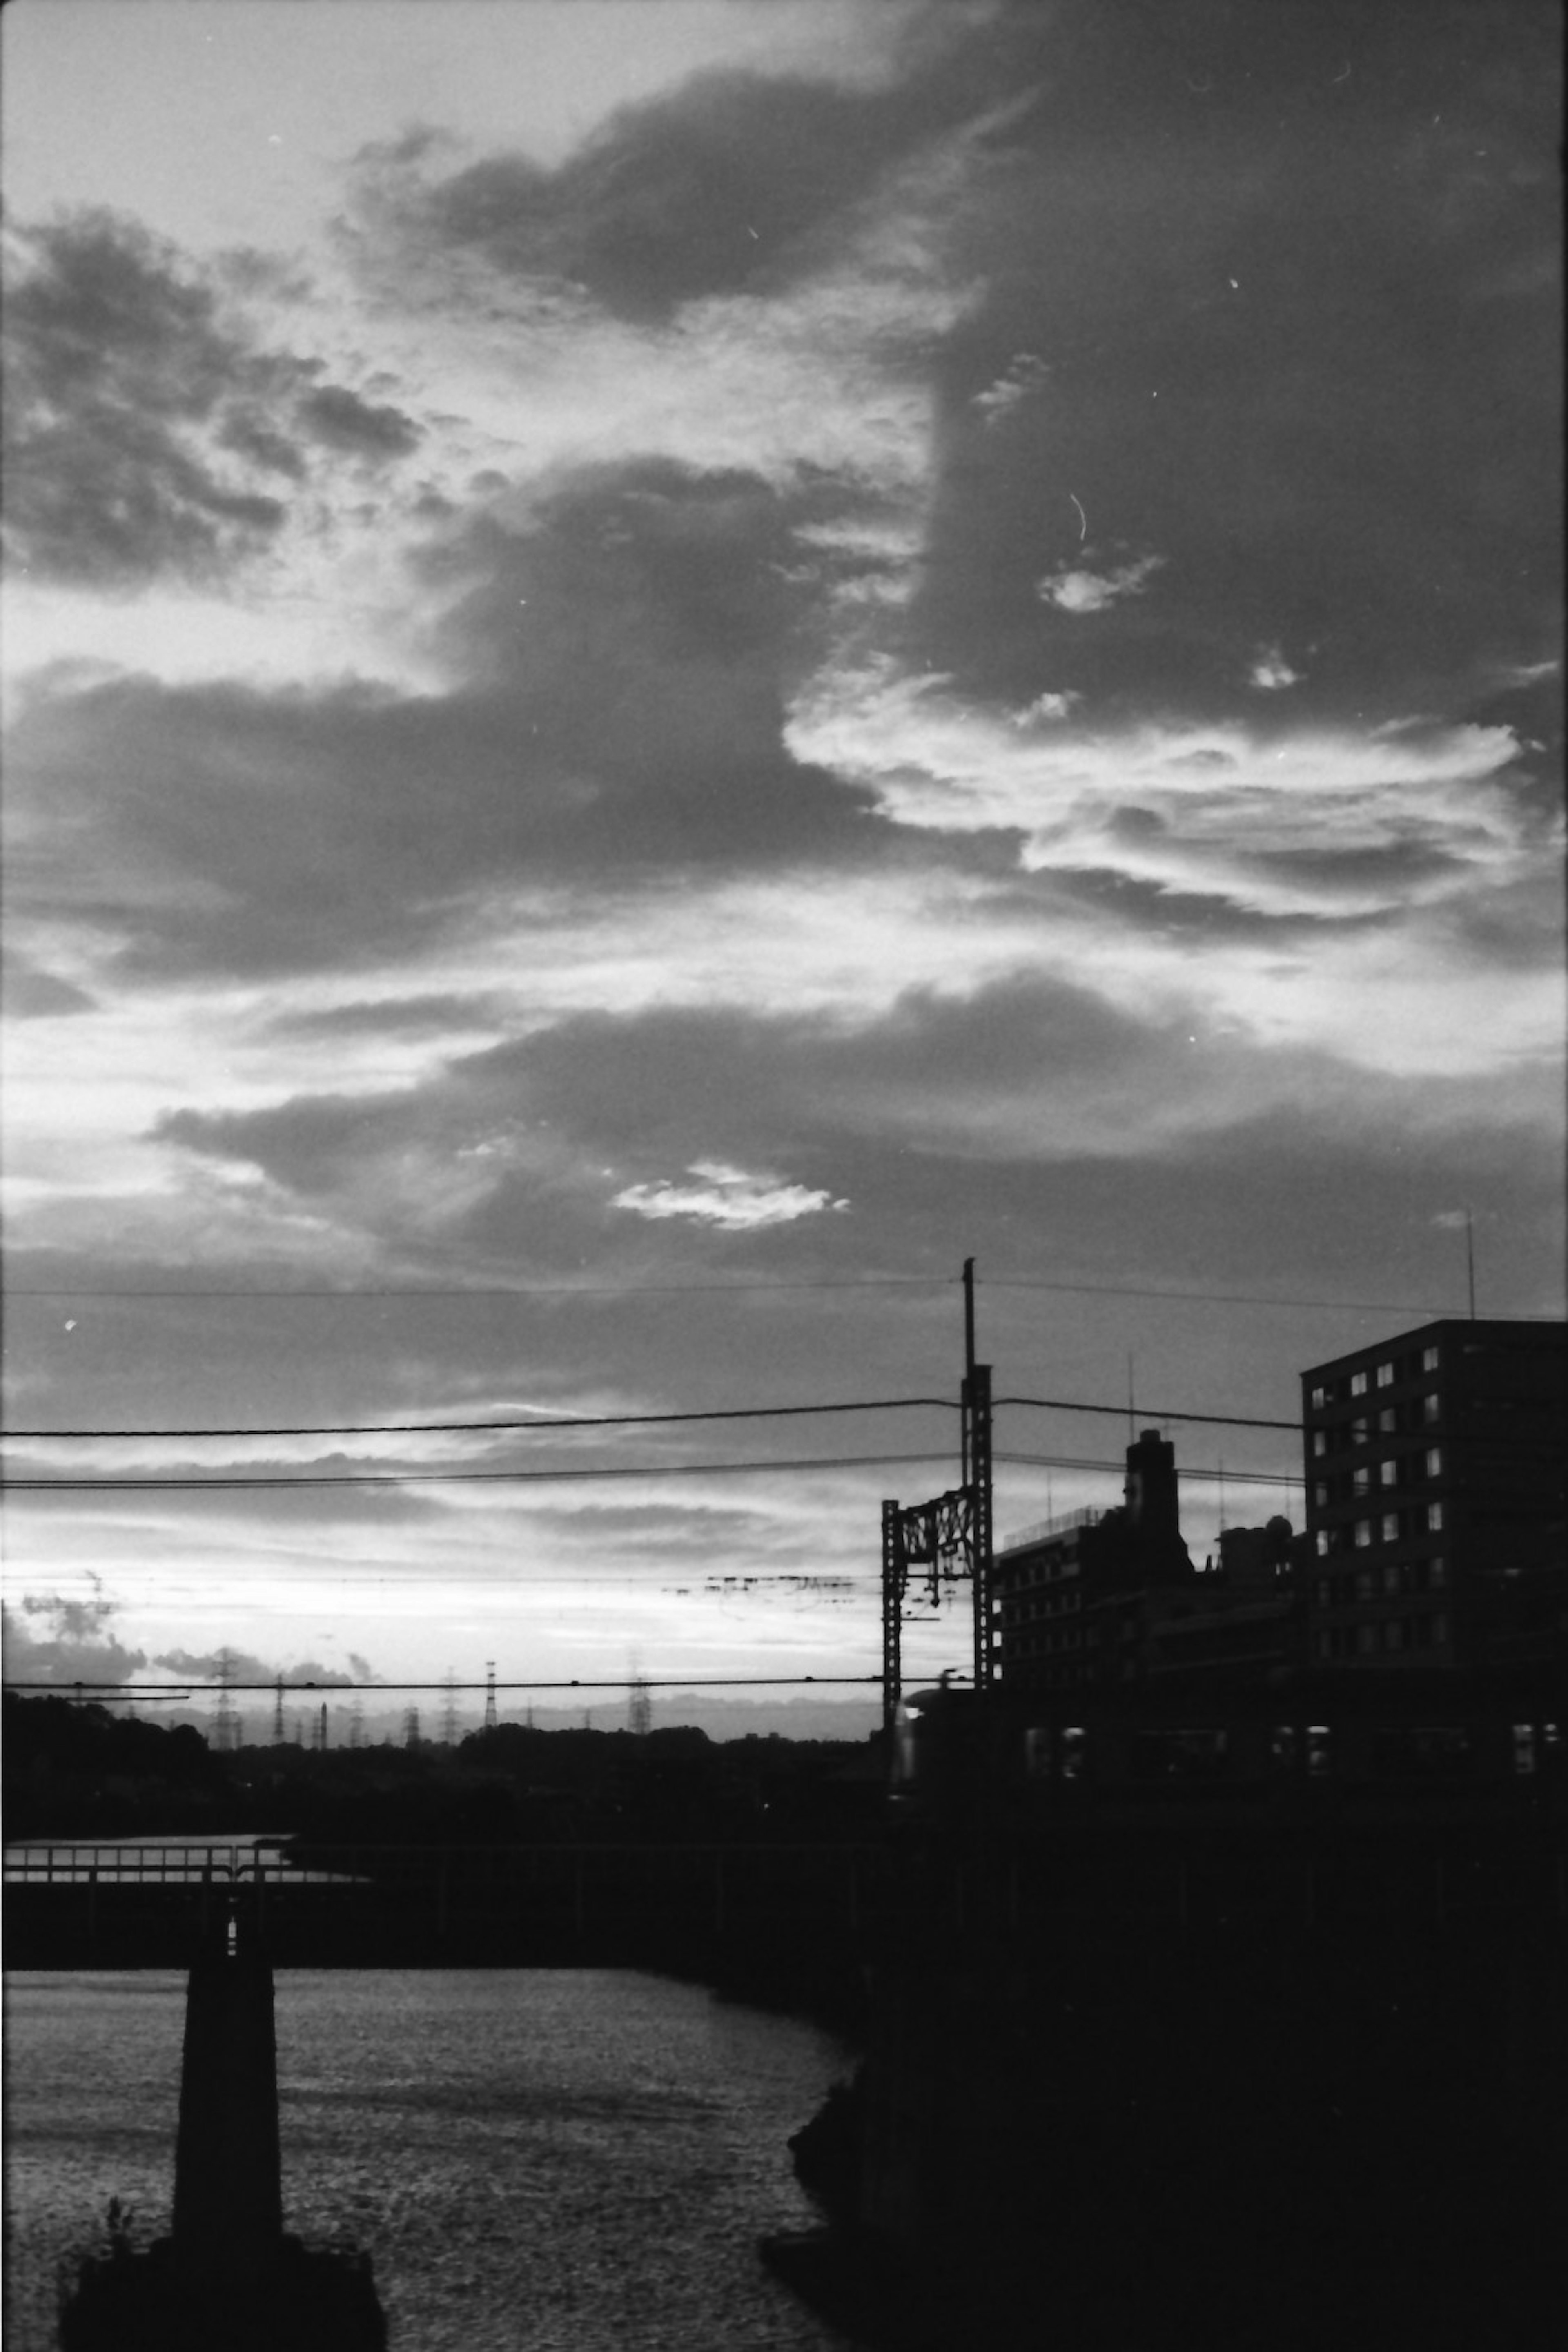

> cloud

[
  {"left": 786, "top": 658, "right": 1547, "bottom": 920},
  {"left": 297, "top": 383, "right": 421, "bottom": 460},
  {"left": 2, "top": 951, "right": 96, "bottom": 1018},
  {"left": 152, "top": 1647, "right": 359, "bottom": 1686},
  {"left": 2, "top": 1579, "right": 148, "bottom": 1684},
  {"left": 2, "top": 210, "right": 300, "bottom": 585},
  {"left": 1036, "top": 552, "right": 1165, "bottom": 614},
  {"left": 1251, "top": 644, "right": 1301, "bottom": 690},
  {"left": 972, "top": 352, "right": 1050, "bottom": 427},
  {"left": 611, "top": 1159, "right": 848, "bottom": 1230},
  {"left": 342, "top": 57, "right": 1001, "bottom": 328}
]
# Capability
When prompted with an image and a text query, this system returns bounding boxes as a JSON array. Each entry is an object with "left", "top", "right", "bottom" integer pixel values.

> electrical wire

[
  {"left": 2, "top": 1447, "right": 1304, "bottom": 1492},
  {"left": 999, "top": 1394, "right": 1297, "bottom": 1432},
  {"left": 6, "top": 1272, "right": 1492, "bottom": 1314},
  {"left": 0, "top": 1448, "right": 967, "bottom": 1492},
  {"left": 2, "top": 1675, "right": 886, "bottom": 1695},
  {"left": 5, "top": 1397, "right": 957, "bottom": 1441}
]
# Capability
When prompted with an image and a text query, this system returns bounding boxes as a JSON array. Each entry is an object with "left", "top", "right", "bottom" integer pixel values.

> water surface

[{"left": 3, "top": 1968, "right": 858, "bottom": 2351}]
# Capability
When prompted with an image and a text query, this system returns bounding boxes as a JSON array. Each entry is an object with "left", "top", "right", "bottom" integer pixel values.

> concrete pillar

[{"left": 171, "top": 1909, "right": 283, "bottom": 2286}]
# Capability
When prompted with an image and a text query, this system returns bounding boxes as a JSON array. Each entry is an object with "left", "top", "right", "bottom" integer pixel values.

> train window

[{"left": 1306, "top": 1726, "right": 1332, "bottom": 1777}]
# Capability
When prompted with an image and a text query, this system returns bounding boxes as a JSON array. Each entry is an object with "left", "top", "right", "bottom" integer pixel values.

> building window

[
  {"left": 1310, "top": 1384, "right": 1327, "bottom": 1410},
  {"left": 1354, "top": 1519, "right": 1372, "bottom": 1548},
  {"left": 1379, "top": 1458, "right": 1398, "bottom": 1487},
  {"left": 1314, "top": 1579, "right": 1331, "bottom": 1608},
  {"left": 1375, "top": 1361, "right": 1394, "bottom": 1388},
  {"left": 1314, "top": 1482, "right": 1328, "bottom": 1509},
  {"left": 1426, "top": 1500, "right": 1444, "bottom": 1532},
  {"left": 1428, "top": 1556, "right": 1446, "bottom": 1588},
  {"left": 1383, "top": 1619, "right": 1405, "bottom": 1650},
  {"left": 1422, "top": 1344, "right": 1440, "bottom": 1372},
  {"left": 1350, "top": 1416, "right": 1369, "bottom": 1445},
  {"left": 1350, "top": 1370, "right": 1369, "bottom": 1396},
  {"left": 1315, "top": 1530, "right": 1330, "bottom": 1557},
  {"left": 1353, "top": 1467, "right": 1371, "bottom": 1494},
  {"left": 1382, "top": 1562, "right": 1401, "bottom": 1595},
  {"left": 1354, "top": 1569, "right": 1373, "bottom": 1601},
  {"left": 1432, "top": 1613, "right": 1449, "bottom": 1644},
  {"left": 1425, "top": 1446, "right": 1442, "bottom": 1477},
  {"left": 1378, "top": 1407, "right": 1396, "bottom": 1434},
  {"left": 1312, "top": 1430, "right": 1327, "bottom": 1457},
  {"left": 1381, "top": 1512, "right": 1399, "bottom": 1543},
  {"left": 1422, "top": 1394, "right": 1440, "bottom": 1423},
  {"left": 1355, "top": 1624, "right": 1378, "bottom": 1654}
]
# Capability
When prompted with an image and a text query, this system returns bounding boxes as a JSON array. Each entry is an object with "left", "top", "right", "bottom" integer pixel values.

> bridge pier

[{"left": 58, "top": 1899, "right": 388, "bottom": 2352}]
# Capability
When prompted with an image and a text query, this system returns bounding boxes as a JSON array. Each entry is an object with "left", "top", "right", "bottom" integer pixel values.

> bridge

[
  {"left": 8, "top": 1825, "right": 1565, "bottom": 1974},
  {"left": 4, "top": 1839, "right": 896, "bottom": 1977}
]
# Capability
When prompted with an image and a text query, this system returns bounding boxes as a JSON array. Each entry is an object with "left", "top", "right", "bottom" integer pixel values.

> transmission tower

[
  {"left": 403, "top": 1706, "right": 421, "bottom": 1747},
  {"left": 272, "top": 1678, "right": 285, "bottom": 1744},
  {"left": 484, "top": 1662, "right": 498, "bottom": 1732},
  {"left": 213, "top": 1650, "right": 238, "bottom": 1754},
  {"left": 441, "top": 1673, "right": 459, "bottom": 1746},
  {"left": 317, "top": 1702, "right": 329, "bottom": 1751},
  {"left": 628, "top": 1676, "right": 653, "bottom": 1737},
  {"left": 349, "top": 1697, "right": 364, "bottom": 1748}
]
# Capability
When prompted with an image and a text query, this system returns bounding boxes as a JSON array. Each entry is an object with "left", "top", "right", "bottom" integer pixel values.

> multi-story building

[
  {"left": 1301, "top": 1317, "right": 1566, "bottom": 1668},
  {"left": 995, "top": 1428, "right": 1300, "bottom": 1692}
]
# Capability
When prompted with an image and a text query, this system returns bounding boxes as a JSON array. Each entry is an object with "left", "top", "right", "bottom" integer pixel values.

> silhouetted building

[
  {"left": 995, "top": 1429, "right": 1300, "bottom": 1690},
  {"left": 1301, "top": 1318, "right": 1566, "bottom": 1668}
]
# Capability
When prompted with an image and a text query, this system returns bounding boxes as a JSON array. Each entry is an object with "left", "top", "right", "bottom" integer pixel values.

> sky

[{"left": 2, "top": 0, "right": 1562, "bottom": 1731}]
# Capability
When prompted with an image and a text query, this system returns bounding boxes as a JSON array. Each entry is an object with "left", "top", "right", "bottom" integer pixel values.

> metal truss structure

[{"left": 881, "top": 1356, "right": 995, "bottom": 1735}]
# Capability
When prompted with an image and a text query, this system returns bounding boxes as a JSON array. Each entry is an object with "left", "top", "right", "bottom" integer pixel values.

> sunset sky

[{"left": 3, "top": 0, "right": 1561, "bottom": 1721}]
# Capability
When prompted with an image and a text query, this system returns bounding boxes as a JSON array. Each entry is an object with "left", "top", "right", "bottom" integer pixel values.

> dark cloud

[
  {"left": 9, "top": 459, "right": 888, "bottom": 980},
  {"left": 153, "top": 1647, "right": 358, "bottom": 1686},
  {"left": 347, "top": 47, "right": 1006, "bottom": 324},
  {"left": 273, "top": 993, "right": 508, "bottom": 1039},
  {"left": 2, "top": 210, "right": 302, "bottom": 584},
  {"left": 900, "top": 0, "right": 1563, "bottom": 733},
  {"left": 2, "top": 951, "right": 97, "bottom": 1018},
  {"left": 297, "top": 383, "right": 421, "bottom": 459}
]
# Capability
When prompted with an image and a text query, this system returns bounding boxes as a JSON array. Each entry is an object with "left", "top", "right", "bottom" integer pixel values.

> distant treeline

[{"left": 1, "top": 1693, "right": 883, "bottom": 1843}]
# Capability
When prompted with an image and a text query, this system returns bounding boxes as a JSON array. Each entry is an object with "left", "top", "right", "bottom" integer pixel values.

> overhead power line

[
  {"left": 5, "top": 1273, "right": 1479, "bottom": 1315},
  {"left": 0, "top": 1448, "right": 968, "bottom": 1492},
  {"left": 4, "top": 1396, "right": 956, "bottom": 1442},
  {"left": 2, "top": 1675, "right": 886, "bottom": 1696},
  {"left": 999, "top": 1394, "right": 1298, "bottom": 1433},
  {"left": 6, "top": 1390, "right": 1308, "bottom": 1445},
  {"left": 2, "top": 1446, "right": 1303, "bottom": 1493}
]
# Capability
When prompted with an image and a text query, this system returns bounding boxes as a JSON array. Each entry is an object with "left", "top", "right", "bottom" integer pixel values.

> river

[{"left": 2, "top": 1967, "right": 860, "bottom": 2351}]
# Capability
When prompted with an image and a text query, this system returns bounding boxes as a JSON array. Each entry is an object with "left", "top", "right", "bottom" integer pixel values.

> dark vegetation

[{"left": 2, "top": 1692, "right": 883, "bottom": 1846}]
